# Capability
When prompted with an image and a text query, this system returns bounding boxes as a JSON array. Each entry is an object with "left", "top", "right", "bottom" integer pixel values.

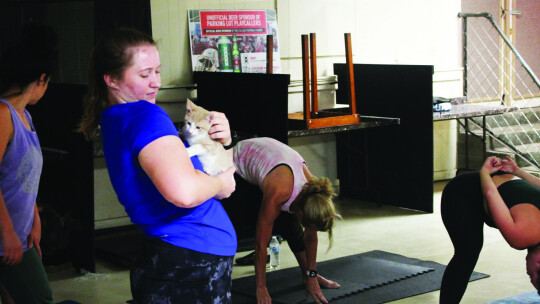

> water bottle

[{"left": 269, "top": 235, "right": 280, "bottom": 270}]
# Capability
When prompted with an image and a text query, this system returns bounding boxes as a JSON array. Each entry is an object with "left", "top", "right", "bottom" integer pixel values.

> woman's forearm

[
  {"left": 254, "top": 196, "right": 281, "bottom": 289},
  {"left": 32, "top": 203, "right": 41, "bottom": 230},
  {"left": 0, "top": 193, "right": 15, "bottom": 240},
  {"left": 479, "top": 168, "right": 497, "bottom": 198},
  {"left": 480, "top": 169, "right": 524, "bottom": 247},
  {"left": 480, "top": 169, "right": 513, "bottom": 224},
  {"left": 255, "top": 221, "right": 273, "bottom": 289},
  {"left": 255, "top": 240, "right": 268, "bottom": 288},
  {"left": 304, "top": 228, "right": 318, "bottom": 271},
  {"left": 139, "top": 135, "right": 226, "bottom": 208},
  {"left": 515, "top": 168, "right": 540, "bottom": 189}
]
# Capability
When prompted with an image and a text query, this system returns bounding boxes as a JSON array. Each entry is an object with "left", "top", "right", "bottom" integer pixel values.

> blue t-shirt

[{"left": 99, "top": 100, "right": 236, "bottom": 256}]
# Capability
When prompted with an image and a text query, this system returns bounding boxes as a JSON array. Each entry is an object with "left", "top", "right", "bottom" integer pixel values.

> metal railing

[{"left": 458, "top": 12, "right": 540, "bottom": 171}]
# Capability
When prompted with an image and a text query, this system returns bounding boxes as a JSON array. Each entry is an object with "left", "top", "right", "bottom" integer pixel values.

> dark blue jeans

[{"left": 130, "top": 237, "right": 233, "bottom": 304}]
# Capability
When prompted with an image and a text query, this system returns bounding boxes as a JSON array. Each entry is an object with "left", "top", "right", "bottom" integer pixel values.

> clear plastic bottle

[{"left": 269, "top": 235, "right": 280, "bottom": 270}]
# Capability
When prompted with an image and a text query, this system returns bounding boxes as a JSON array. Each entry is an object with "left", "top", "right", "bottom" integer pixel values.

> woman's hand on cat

[
  {"left": 215, "top": 166, "right": 236, "bottom": 199},
  {"left": 208, "top": 111, "right": 232, "bottom": 146}
]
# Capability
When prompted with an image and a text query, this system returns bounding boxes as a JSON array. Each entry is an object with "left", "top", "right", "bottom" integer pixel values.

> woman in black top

[{"left": 440, "top": 156, "right": 540, "bottom": 304}]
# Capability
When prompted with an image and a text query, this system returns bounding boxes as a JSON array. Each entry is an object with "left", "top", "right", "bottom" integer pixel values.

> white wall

[
  {"left": 152, "top": 0, "right": 463, "bottom": 85},
  {"left": 275, "top": 0, "right": 463, "bottom": 181},
  {"left": 150, "top": 0, "right": 463, "bottom": 179}
]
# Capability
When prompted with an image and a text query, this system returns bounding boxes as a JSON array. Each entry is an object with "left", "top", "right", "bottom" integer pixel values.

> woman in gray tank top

[{"left": 0, "top": 22, "right": 58, "bottom": 304}]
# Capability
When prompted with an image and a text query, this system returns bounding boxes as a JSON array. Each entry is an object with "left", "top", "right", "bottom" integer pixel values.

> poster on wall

[{"left": 188, "top": 9, "right": 281, "bottom": 74}]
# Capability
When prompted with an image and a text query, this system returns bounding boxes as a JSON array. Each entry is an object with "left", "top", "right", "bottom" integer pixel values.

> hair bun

[{"left": 303, "top": 177, "right": 334, "bottom": 197}]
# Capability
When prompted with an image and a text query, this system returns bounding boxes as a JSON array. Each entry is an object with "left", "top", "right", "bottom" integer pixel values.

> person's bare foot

[{"left": 317, "top": 275, "right": 340, "bottom": 289}]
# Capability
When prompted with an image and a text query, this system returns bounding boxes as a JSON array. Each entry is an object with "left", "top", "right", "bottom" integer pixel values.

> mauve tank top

[
  {"left": 0, "top": 98, "right": 42, "bottom": 255},
  {"left": 233, "top": 137, "right": 307, "bottom": 212}
]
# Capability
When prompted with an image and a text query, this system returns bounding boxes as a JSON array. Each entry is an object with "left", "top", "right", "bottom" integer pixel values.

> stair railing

[{"left": 458, "top": 12, "right": 540, "bottom": 173}]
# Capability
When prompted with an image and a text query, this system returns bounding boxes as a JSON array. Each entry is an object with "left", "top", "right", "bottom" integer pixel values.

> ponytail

[
  {"left": 78, "top": 28, "right": 156, "bottom": 140},
  {"left": 299, "top": 177, "right": 341, "bottom": 250}
]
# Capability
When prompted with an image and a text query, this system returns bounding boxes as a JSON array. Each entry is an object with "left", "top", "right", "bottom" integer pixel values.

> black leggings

[
  {"left": 440, "top": 171, "right": 486, "bottom": 304},
  {"left": 130, "top": 237, "right": 233, "bottom": 304}
]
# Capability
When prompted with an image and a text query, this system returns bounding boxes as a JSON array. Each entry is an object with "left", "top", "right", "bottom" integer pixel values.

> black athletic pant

[
  {"left": 130, "top": 237, "right": 233, "bottom": 304},
  {"left": 440, "top": 171, "right": 486, "bottom": 304}
]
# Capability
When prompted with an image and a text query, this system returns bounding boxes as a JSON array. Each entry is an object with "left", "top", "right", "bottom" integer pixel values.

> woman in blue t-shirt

[
  {"left": 440, "top": 155, "right": 540, "bottom": 303},
  {"left": 79, "top": 28, "right": 237, "bottom": 304}
]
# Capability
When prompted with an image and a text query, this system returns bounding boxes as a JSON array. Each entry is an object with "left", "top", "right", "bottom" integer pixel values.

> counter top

[
  {"left": 433, "top": 101, "right": 540, "bottom": 121},
  {"left": 287, "top": 115, "right": 400, "bottom": 137},
  {"left": 94, "top": 101, "right": 536, "bottom": 156},
  {"left": 93, "top": 115, "right": 400, "bottom": 157}
]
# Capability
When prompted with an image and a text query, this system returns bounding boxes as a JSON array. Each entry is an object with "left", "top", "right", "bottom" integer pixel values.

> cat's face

[{"left": 182, "top": 99, "right": 211, "bottom": 141}]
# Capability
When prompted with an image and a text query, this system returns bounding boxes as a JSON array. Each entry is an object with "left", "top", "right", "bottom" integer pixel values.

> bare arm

[
  {"left": 501, "top": 155, "right": 540, "bottom": 189},
  {"left": 303, "top": 228, "right": 329, "bottom": 304},
  {"left": 303, "top": 228, "right": 318, "bottom": 271},
  {"left": 514, "top": 169, "right": 540, "bottom": 189},
  {"left": 481, "top": 157, "right": 540, "bottom": 249},
  {"left": 254, "top": 188, "right": 283, "bottom": 304},
  {"left": 139, "top": 135, "right": 235, "bottom": 208},
  {"left": 0, "top": 103, "right": 22, "bottom": 265},
  {"left": 0, "top": 190, "right": 21, "bottom": 265},
  {"left": 27, "top": 203, "right": 42, "bottom": 259}
]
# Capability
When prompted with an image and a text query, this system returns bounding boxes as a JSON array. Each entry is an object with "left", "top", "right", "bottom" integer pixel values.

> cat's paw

[{"left": 186, "top": 144, "right": 205, "bottom": 157}]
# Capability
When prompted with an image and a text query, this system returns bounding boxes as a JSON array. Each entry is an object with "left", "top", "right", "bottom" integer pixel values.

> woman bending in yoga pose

[{"left": 440, "top": 155, "right": 540, "bottom": 303}]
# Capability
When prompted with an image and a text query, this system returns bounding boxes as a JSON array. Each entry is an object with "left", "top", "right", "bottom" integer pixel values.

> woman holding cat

[
  {"left": 440, "top": 155, "right": 540, "bottom": 303},
  {"left": 233, "top": 137, "right": 341, "bottom": 304},
  {"left": 79, "top": 28, "right": 237, "bottom": 303}
]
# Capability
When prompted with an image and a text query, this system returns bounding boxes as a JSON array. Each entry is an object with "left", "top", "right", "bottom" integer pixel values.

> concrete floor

[{"left": 44, "top": 180, "right": 535, "bottom": 304}]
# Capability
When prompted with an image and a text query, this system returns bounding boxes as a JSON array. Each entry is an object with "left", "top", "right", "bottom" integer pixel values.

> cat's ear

[{"left": 186, "top": 98, "right": 195, "bottom": 113}]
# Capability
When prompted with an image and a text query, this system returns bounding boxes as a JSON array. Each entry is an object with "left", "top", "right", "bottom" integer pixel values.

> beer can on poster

[{"left": 218, "top": 36, "right": 233, "bottom": 72}]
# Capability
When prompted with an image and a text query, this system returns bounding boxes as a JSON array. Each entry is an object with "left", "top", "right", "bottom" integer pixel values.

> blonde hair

[{"left": 298, "top": 177, "right": 341, "bottom": 249}]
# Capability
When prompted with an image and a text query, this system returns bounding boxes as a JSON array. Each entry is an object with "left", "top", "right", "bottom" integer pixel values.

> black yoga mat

[{"left": 231, "top": 250, "right": 490, "bottom": 304}]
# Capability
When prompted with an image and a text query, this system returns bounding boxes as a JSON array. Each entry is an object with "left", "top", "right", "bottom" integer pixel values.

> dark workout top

[{"left": 485, "top": 178, "right": 540, "bottom": 228}]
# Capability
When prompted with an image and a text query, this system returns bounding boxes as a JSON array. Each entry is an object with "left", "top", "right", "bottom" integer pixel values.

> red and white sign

[
  {"left": 188, "top": 9, "right": 281, "bottom": 73},
  {"left": 200, "top": 10, "right": 267, "bottom": 36}
]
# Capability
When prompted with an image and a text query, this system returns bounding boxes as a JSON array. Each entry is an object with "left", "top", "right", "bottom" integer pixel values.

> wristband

[
  {"left": 223, "top": 131, "right": 238, "bottom": 150},
  {"left": 306, "top": 270, "right": 317, "bottom": 278}
]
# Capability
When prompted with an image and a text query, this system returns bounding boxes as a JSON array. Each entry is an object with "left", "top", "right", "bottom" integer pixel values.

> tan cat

[{"left": 181, "top": 99, "right": 233, "bottom": 176}]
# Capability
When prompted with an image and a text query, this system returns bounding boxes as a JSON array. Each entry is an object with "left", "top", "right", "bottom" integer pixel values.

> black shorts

[
  {"left": 228, "top": 174, "right": 306, "bottom": 253},
  {"left": 273, "top": 211, "right": 306, "bottom": 253}
]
